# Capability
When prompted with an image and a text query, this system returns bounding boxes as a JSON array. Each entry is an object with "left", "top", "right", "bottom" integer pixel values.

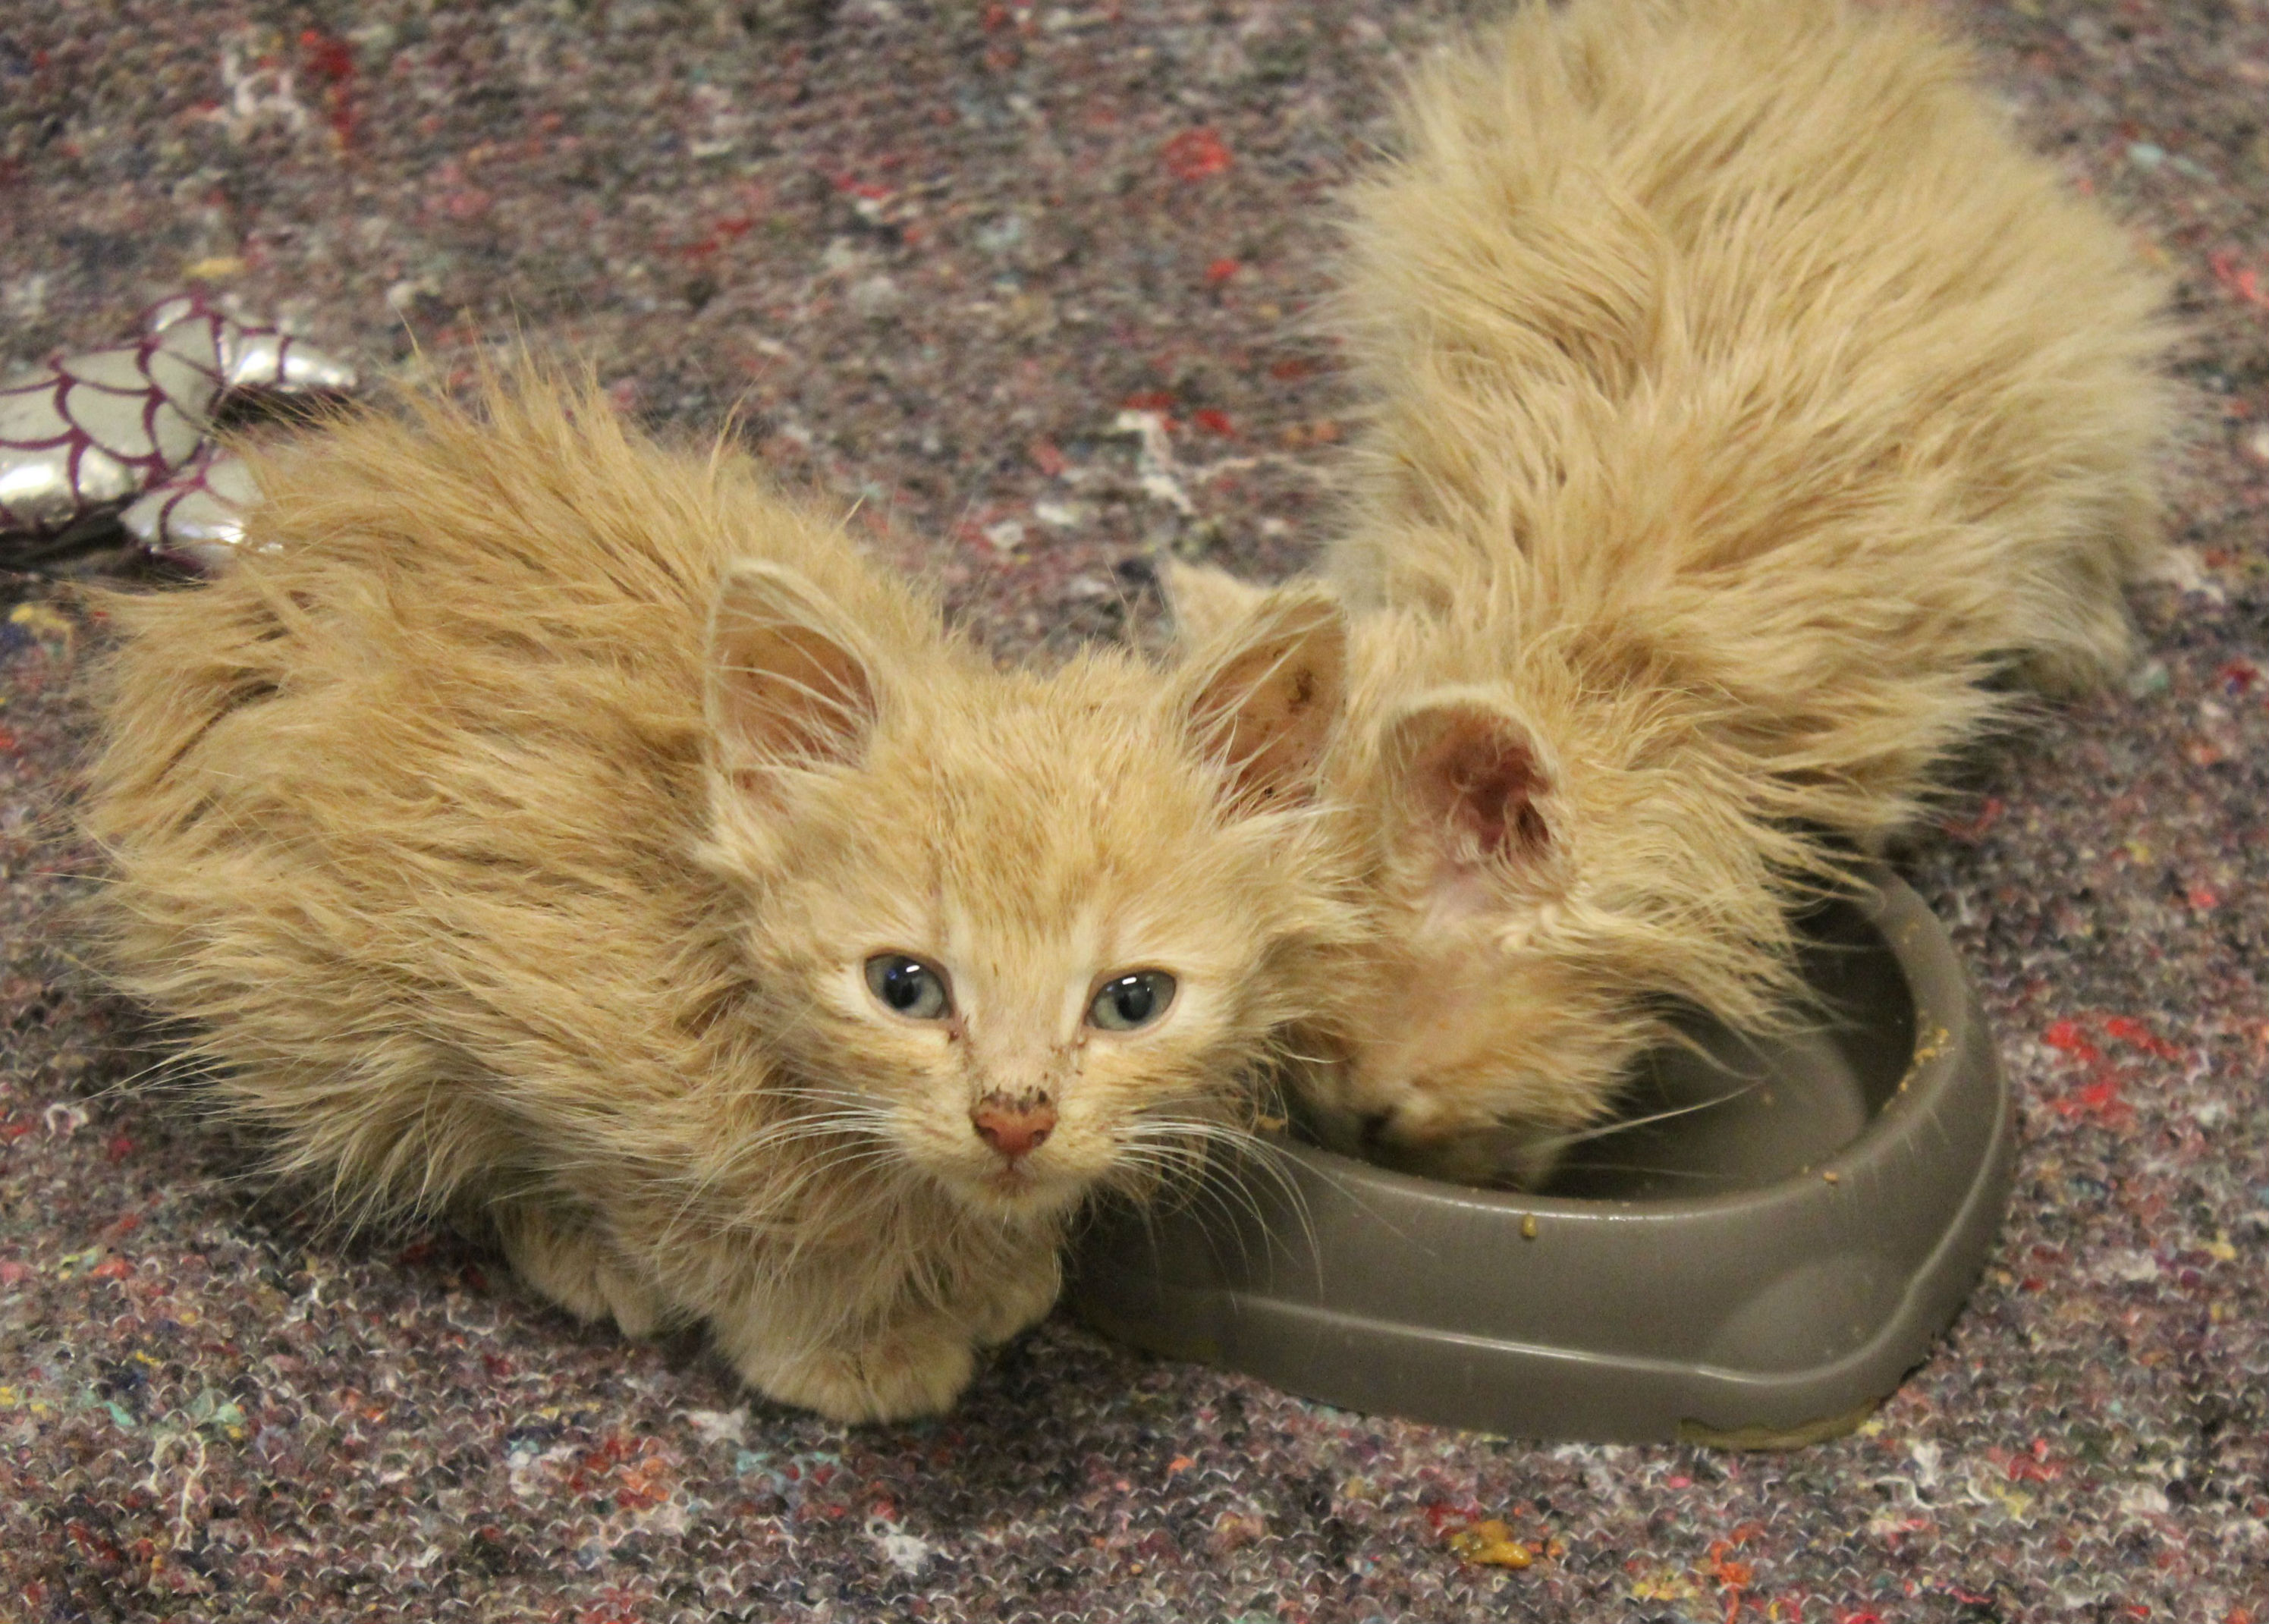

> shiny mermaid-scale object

[{"left": 0, "top": 295, "right": 357, "bottom": 567}]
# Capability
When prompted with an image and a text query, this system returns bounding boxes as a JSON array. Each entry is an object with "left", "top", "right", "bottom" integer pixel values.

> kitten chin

[
  {"left": 82, "top": 370, "right": 1368, "bottom": 1423},
  {"left": 1177, "top": 0, "right": 2173, "bottom": 1186}
]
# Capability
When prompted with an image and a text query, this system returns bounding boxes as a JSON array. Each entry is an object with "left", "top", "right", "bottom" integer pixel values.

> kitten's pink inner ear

[
  {"left": 1394, "top": 701, "right": 1552, "bottom": 867},
  {"left": 706, "top": 561, "right": 879, "bottom": 776},
  {"left": 1185, "top": 591, "right": 1347, "bottom": 805}
]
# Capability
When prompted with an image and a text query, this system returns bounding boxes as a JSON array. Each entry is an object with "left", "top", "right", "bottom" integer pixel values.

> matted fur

[
  {"left": 80, "top": 376, "right": 1365, "bottom": 1420},
  {"left": 1178, "top": 0, "right": 2174, "bottom": 1183}
]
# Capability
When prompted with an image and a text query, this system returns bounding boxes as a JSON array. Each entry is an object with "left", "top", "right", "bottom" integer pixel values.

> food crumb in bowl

[
  {"left": 1519, "top": 1214, "right": 1539, "bottom": 1239},
  {"left": 1823, "top": 1170, "right": 1841, "bottom": 1184}
]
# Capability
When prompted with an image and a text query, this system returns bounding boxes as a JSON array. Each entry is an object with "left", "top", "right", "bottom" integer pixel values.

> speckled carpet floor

[{"left": 3, "top": 2, "right": 2266, "bottom": 1619}]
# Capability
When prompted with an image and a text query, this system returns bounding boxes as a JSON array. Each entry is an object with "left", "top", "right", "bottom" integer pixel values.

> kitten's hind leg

[{"left": 495, "top": 1200, "right": 668, "bottom": 1340}]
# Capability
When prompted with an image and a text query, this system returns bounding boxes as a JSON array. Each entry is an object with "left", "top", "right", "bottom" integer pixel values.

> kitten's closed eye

[
  {"left": 1088, "top": 971, "right": 1175, "bottom": 1032},
  {"left": 865, "top": 953, "right": 953, "bottom": 1020}
]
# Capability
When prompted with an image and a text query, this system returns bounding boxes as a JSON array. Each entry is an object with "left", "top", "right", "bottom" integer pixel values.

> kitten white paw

[
  {"left": 962, "top": 1252, "right": 1062, "bottom": 1346},
  {"left": 743, "top": 1330, "right": 979, "bottom": 1424}
]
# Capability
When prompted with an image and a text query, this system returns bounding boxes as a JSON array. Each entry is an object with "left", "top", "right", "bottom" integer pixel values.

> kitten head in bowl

[
  {"left": 1164, "top": 555, "right": 1834, "bottom": 1193},
  {"left": 1276, "top": 608, "right": 1810, "bottom": 1191}
]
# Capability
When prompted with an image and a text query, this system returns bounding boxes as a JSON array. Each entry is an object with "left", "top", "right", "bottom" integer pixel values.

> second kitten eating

[{"left": 1177, "top": 0, "right": 2173, "bottom": 1185}]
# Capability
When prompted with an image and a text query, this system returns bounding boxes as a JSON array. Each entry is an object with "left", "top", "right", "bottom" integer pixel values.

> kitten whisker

[
  {"left": 1551, "top": 1160, "right": 1741, "bottom": 1183},
  {"left": 1519, "top": 1081, "right": 1762, "bottom": 1157},
  {"left": 1117, "top": 1112, "right": 1321, "bottom": 1278}
]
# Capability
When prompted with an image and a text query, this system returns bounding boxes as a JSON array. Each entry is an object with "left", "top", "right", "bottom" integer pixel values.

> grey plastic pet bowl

[{"left": 1069, "top": 868, "right": 2012, "bottom": 1446}]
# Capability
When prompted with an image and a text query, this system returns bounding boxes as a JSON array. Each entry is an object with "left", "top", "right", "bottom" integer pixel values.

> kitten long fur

[
  {"left": 1178, "top": 0, "right": 2173, "bottom": 1182},
  {"left": 82, "top": 377, "right": 1361, "bottom": 1420}
]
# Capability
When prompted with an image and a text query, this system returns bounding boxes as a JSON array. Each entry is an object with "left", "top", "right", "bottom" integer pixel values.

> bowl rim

[
  {"left": 1235, "top": 862, "right": 1969, "bottom": 1217},
  {"left": 1069, "top": 864, "right": 2016, "bottom": 1443}
]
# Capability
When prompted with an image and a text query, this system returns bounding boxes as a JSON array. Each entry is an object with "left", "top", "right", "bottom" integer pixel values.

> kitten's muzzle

[{"left": 971, "top": 1091, "right": 1056, "bottom": 1162}]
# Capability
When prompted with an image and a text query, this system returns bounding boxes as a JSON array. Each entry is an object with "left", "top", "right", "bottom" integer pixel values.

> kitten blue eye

[
  {"left": 1089, "top": 971, "right": 1176, "bottom": 1032},
  {"left": 865, "top": 954, "right": 952, "bottom": 1020}
]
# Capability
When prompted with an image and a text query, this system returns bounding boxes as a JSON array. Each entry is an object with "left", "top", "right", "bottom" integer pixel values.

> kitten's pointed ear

[
  {"left": 1386, "top": 689, "right": 1560, "bottom": 895},
  {"left": 1162, "top": 559, "right": 1271, "bottom": 649},
  {"left": 1180, "top": 586, "right": 1347, "bottom": 805},
  {"left": 706, "top": 561, "right": 881, "bottom": 792}
]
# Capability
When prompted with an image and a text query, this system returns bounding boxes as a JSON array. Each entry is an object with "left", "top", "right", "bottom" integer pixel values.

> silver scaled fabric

[{"left": 0, "top": 294, "right": 358, "bottom": 570}]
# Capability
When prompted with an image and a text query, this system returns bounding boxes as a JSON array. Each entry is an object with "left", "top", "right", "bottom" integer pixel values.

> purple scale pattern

[{"left": 0, "top": 294, "right": 357, "bottom": 561}]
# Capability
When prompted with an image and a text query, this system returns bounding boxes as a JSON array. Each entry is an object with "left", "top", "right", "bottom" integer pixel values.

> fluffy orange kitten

[
  {"left": 82, "top": 377, "right": 1360, "bottom": 1421},
  {"left": 1176, "top": 0, "right": 2173, "bottom": 1183}
]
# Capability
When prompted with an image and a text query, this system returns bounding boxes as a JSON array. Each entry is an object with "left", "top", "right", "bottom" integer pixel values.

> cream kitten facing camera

[
  {"left": 1175, "top": 0, "right": 2173, "bottom": 1184},
  {"left": 82, "top": 377, "right": 1361, "bottom": 1421}
]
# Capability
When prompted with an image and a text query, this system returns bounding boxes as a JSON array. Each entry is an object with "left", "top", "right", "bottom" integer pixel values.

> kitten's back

[
  {"left": 1331, "top": 0, "right": 2170, "bottom": 733},
  {"left": 82, "top": 385, "right": 916, "bottom": 1205}
]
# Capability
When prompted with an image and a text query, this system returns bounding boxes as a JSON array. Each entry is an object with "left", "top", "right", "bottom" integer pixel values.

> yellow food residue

[
  {"left": 8, "top": 603, "right": 76, "bottom": 646},
  {"left": 1447, "top": 1519, "right": 1534, "bottom": 1568},
  {"left": 1631, "top": 1569, "right": 1705, "bottom": 1604}
]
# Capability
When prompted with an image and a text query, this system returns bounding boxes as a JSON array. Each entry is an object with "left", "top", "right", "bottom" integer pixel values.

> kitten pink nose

[{"left": 972, "top": 1093, "right": 1057, "bottom": 1161}]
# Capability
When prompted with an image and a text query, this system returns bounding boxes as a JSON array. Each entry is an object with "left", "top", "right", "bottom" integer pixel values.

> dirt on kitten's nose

[{"left": 971, "top": 1092, "right": 1057, "bottom": 1161}]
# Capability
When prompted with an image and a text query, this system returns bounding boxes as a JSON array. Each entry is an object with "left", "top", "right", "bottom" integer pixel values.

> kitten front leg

[
  {"left": 957, "top": 1236, "right": 1061, "bottom": 1348},
  {"left": 709, "top": 1242, "right": 1061, "bottom": 1423},
  {"left": 713, "top": 1299, "right": 979, "bottom": 1425},
  {"left": 495, "top": 1200, "right": 668, "bottom": 1340}
]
